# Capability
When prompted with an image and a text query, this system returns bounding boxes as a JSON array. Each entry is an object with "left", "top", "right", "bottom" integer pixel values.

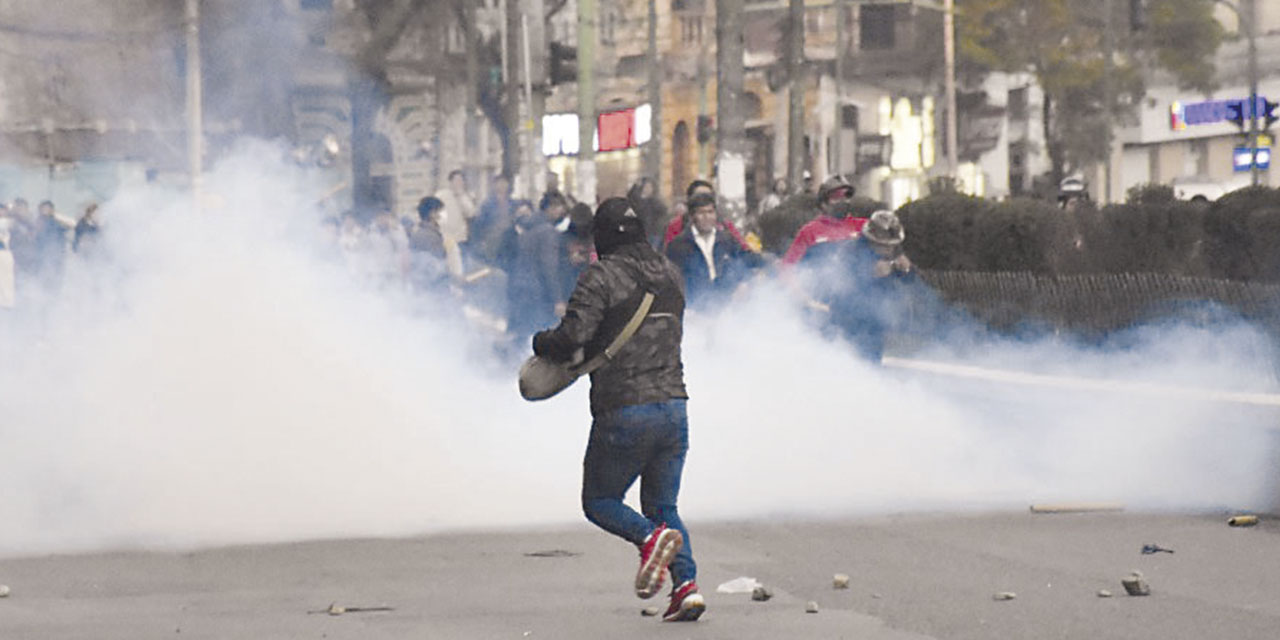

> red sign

[{"left": 597, "top": 108, "right": 636, "bottom": 152}]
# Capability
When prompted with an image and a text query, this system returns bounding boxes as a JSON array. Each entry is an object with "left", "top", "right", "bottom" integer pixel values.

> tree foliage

[{"left": 957, "top": 0, "right": 1224, "bottom": 181}]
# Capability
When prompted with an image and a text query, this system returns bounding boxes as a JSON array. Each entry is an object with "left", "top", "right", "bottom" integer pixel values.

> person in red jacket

[{"left": 782, "top": 174, "right": 866, "bottom": 265}]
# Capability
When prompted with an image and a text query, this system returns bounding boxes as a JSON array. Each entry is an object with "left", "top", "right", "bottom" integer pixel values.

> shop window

[{"left": 859, "top": 4, "right": 895, "bottom": 50}]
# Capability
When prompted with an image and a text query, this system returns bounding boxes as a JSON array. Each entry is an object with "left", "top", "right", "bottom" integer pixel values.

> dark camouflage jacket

[{"left": 533, "top": 242, "right": 688, "bottom": 416}]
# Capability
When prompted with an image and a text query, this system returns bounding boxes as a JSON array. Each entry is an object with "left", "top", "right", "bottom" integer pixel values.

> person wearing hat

[
  {"left": 815, "top": 209, "right": 916, "bottom": 361},
  {"left": 782, "top": 174, "right": 866, "bottom": 265},
  {"left": 530, "top": 197, "right": 705, "bottom": 622}
]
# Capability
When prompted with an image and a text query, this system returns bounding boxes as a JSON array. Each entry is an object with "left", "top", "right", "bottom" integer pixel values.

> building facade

[{"left": 1114, "top": 5, "right": 1280, "bottom": 201}]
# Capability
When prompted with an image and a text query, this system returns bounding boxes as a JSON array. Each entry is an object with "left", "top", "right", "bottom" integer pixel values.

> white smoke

[{"left": 1, "top": 141, "right": 1276, "bottom": 557}]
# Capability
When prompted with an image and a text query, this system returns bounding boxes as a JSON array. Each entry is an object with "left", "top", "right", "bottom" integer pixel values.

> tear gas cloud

[{"left": 1, "top": 141, "right": 1277, "bottom": 557}]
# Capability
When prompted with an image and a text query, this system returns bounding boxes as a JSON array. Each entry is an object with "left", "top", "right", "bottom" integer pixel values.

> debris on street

[
  {"left": 832, "top": 573, "right": 850, "bottom": 589},
  {"left": 1121, "top": 571, "right": 1151, "bottom": 596},
  {"left": 308, "top": 602, "right": 396, "bottom": 616},
  {"left": 751, "top": 586, "right": 773, "bottom": 602},
  {"left": 1228, "top": 515, "right": 1259, "bottom": 527},
  {"left": 0, "top": 584, "right": 9, "bottom": 598},
  {"left": 992, "top": 592, "right": 1017, "bottom": 601},
  {"left": 641, "top": 606, "right": 660, "bottom": 616},
  {"left": 805, "top": 601, "right": 820, "bottom": 613},
  {"left": 716, "top": 576, "right": 762, "bottom": 594},
  {"left": 523, "top": 549, "right": 581, "bottom": 558},
  {"left": 1029, "top": 502, "right": 1125, "bottom": 514},
  {"left": 1097, "top": 589, "right": 1113, "bottom": 598},
  {"left": 1141, "top": 544, "right": 1174, "bottom": 555}
]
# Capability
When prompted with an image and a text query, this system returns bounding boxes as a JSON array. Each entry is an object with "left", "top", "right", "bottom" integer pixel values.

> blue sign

[
  {"left": 1234, "top": 147, "right": 1272, "bottom": 172},
  {"left": 1172, "top": 96, "right": 1267, "bottom": 130}
]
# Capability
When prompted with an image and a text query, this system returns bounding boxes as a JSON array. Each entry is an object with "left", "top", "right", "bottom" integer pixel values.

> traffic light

[
  {"left": 1227, "top": 100, "right": 1246, "bottom": 129},
  {"left": 696, "top": 115, "right": 714, "bottom": 144},
  {"left": 549, "top": 41, "right": 577, "bottom": 85}
]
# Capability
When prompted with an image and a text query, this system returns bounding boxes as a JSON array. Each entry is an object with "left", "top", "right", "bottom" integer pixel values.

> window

[
  {"left": 841, "top": 105, "right": 859, "bottom": 130},
  {"left": 681, "top": 16, "right": 703, "bottom": 44},
  {"left": 446, "top": 21, "right": 466, "bottom": 54},
  {"left": 600, "top": 8, "right": 619, "bottom": 45},
  {"left": 805, "top": 8, "right": 824, "bottom": 33},
  {"left": 859, "top": 4, "right": 895, "bottom": 50},
  {"left": 1008, "top": 87, "right": 1029, "bottom": 121}
]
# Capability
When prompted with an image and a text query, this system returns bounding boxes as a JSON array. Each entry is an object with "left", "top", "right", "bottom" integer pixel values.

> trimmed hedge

[{"left": 882, "top": 186, "right": 1280, "bottom": 283}]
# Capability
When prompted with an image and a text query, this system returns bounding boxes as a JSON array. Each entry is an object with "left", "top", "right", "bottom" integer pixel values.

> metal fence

[{"left": 918, "top": 270, "right": 1280, "bottom": 335}]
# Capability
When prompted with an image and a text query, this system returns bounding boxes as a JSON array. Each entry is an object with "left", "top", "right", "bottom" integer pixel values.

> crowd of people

[
  {"left": 312, "top": 167, "right": 921, "bottom": 360},
  {"left": 1, "top": 167, "right": 922, "bottom": 360},
  {"left": 0, "top": 198, "right": 101, "bottom": 314}
]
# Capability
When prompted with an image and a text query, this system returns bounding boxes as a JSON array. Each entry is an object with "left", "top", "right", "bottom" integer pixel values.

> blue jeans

[{"left": 581, "top": 398, "right": 696, "bottom": 586}]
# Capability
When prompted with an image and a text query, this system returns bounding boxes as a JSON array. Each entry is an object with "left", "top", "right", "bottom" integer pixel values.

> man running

[{"left": 532, "top": 197, "right": 705, "bottom": 622}]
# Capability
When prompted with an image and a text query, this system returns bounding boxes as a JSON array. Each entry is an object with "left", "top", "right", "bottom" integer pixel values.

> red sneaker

[
  {"left": 634, "top": 525, "right": 682, "bottom": 599},
  {"left": 662, "top": 580, "right": 705, "bottom": 622}
]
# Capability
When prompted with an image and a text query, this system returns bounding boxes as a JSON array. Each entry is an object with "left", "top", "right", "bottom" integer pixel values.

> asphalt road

[{"left": 1, "top": 512, "right": 1277, "bottom": 639}]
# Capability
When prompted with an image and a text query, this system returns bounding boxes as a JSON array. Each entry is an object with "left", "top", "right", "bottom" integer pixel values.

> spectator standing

[
  {"left": 408, "top": 196, "right": 451, "bottom": 292},
  {"left": 435, "top": 169, "right": 476, "bottom": 248},
  {"left": 757, "top": 178, "right": 788, "bottom": 219},
  {"left": 662, "top": 180, "right": 752, "bottom": 252},
  {"left": 32, "top": 200, "right": 70, "bottom": 293},
  {"left": 782, "top": 174, "right": 865, "bottom": 265},
  {"left": 472, "top": 173, "right": 516, "bottom": 265},
  {"left": 6, "top": 198, "right": 36, "bottom": 281},
  {"left": 665, "top": 193, "right": 763, "bottom": 308},
  {"left": 498, "top": 199, "right": 566, "bottom": 339},
  {"left": 73, "top": 203, "right": 102, "bottom": 255},
  {"left": 627, "top": 177, "right": 668, "bottom": 248},
  {"left": 366, "top": 207, "right": 410, "bottom": 287},
  {"left": 0, "top": 204, "right": 15, "bottom": 311},
  {"left": 562, "top": 202, "right": 595, "bottom": 294}
]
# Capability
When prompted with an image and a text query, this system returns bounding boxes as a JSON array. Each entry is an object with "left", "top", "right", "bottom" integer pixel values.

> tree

[{"left": 957, "top": 0, "right": 1224, "bottom": 183}]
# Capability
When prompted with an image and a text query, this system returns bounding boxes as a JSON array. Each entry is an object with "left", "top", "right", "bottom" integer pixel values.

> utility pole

[
  {"left": 716, "top": 0, "right": 747, "bottom": 224},
  {"left": 463, "top": 0, "right": 481, "bottom": 185},
  {"left": 943, "top": 0, "right": 957, "bottom": 180},
  {"left": 786, "top": 0, "right": 805, "bottom": 191},
  {"left": 522, "top": 0, "right": 548, "bottom": 199},
  {"left": 645, "top": 0, "right": 663, "bottom": 189},
  {"left": 1214, "top": 0, "right": 1265, "bottom": 186},
  {"left": 185, "top": 0, "right": 203, "bottom": 207},
  {"left": 577, "top": 0, "right": 597, "bottom": 204},
  {"left": 1103, "top": 0, "right": 1114, "bottom": 202},
  {"left": 1246, "top": 0, "right": 1261, "bottom": 186},
  {"left": 504, "top": 0, "right": 521, "bottom": 182},
  {"left": 832, "top": 0, "right": 846, "bottom": 177}
]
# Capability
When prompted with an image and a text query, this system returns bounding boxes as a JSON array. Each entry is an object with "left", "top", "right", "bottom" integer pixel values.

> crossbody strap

[{"left": 569, "top": 291, "right": 655, "bottom": 377}]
